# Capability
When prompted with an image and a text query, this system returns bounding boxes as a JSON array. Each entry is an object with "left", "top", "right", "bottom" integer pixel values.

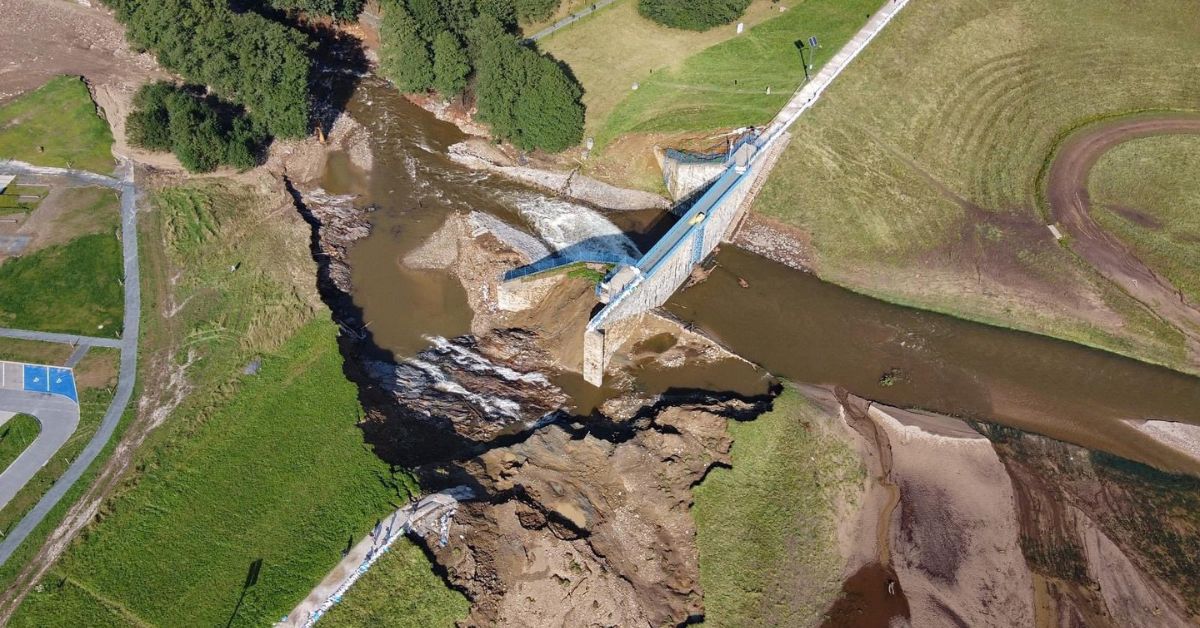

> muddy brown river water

[{"left": 336, "top": 78, "right": 1200, "bottom": 473}]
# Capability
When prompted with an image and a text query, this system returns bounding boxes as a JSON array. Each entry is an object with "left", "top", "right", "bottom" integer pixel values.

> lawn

[
  {"left": 320, "top": 538, "right": 470, "bottom": 628},
  {"left": 0, "top": 233, "right": 123, "bottom": 337},
  {"left": 539, "top": 0, "right": 796, "bottom": 137},
  {"left": 592, "top": 0, "right": 879, "bottom": 145},
  {"left": 0, "top": 76, "right": 115, "bottom": 174},
  {"left": 0, "top": 415, "right": 39, "bottom": 477},
  {"left": 1090, "top": 134, "right": 1200, "bottom": 304},
  {"left": 10, "top": 320, "right": 418, "bottom": 627},
  {"left": 692, "top": 386, "right": 864, "bottom": 627},
  {"left": 752, "top": 0, "right": 1200, "bottom": 372}
]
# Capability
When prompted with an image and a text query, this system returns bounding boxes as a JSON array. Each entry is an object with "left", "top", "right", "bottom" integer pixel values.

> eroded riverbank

[{"left": 292, "top": 76, "right": 1200, "bottom": 626}]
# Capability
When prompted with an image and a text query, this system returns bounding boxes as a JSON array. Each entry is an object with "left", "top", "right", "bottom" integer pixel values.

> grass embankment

[
  {"left": 9, "top": 182, "right": 461, "bottom": 626},
  {"left": 539, "top": 0, "right": 787, "bottom": 136},
  {"left": 754, "top": 0, "right": 1200, "bottom": 372},
  {"left": 0, "top": 415, "right": 39, "bottom": 474},
  {"left": 320, "top": 538, "right": 470, "bottom": 628},
  {"left": 692, "top": 387, "right": 864, "bottom": 626},
  {"left": 1090, "top": 134, "right": 1200, "bottom": 304},
  {"left": 0, "top": 76, "right": 115, "bottom": 174}
]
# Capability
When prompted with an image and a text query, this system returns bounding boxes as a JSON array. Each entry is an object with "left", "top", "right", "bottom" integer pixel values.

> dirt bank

[
  {"left": 1046, "top": 115, "right": 1200, "bottom": 358},
  {"left": 986, "top": 425, "right": 1200, "bottom": 626},
  {"left": 448, "top": 139, "right": 670, "bottom": 211}
]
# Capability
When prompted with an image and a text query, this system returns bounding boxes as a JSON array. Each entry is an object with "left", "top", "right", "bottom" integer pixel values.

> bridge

[{"left": 508, "top": 0, "right": 910, "bottom": 385}]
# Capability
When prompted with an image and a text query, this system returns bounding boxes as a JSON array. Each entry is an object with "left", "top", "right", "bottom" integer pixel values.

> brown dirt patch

[
  {"left": 1047, "top": 115, "right": 1200, "bottom": 347},
  {"left": 74, "top": 347, "right": 119, "bottom": 391},
  {"left": 0, "top": 185, "right": 121, "bottom": 260}
]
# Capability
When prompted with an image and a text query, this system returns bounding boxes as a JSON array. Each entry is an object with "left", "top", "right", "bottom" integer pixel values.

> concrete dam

[{"left": 506, "top": 0, "right": 909, "bottom": 385}]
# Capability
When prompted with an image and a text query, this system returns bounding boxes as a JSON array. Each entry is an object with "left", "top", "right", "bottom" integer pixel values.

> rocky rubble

[{"left": 411, "top": 393, "right": 775, "bottom": 627}]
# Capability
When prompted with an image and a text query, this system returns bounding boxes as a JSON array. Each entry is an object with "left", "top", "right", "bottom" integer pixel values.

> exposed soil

[
  {"left": 1046, "top": 115, "right": 1200, "bottom": 356},
  {"left": 984, "top": 424, "right": 1200, "bottom": 626},
  {"left": 409, "top": 391, "right": 776, "bottom": 627}
]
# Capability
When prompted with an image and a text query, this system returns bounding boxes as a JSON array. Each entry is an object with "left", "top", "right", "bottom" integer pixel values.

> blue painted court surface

[{"left": 17, "top": 363, "right": 77, "bottom": 402}]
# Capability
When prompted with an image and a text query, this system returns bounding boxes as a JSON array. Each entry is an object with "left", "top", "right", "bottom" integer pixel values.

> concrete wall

[{"left": 581, "top": 134, "right": 791, "bottom": 385}]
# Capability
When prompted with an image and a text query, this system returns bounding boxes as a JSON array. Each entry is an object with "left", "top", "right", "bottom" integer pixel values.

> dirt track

[{"left": 1046, "top": 115, "right": 1200, "bottom": 350}]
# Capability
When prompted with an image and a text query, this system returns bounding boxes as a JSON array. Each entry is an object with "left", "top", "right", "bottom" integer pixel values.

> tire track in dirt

[{"left": 1046, "top": 115, "right": 1200, "bottom": 354}]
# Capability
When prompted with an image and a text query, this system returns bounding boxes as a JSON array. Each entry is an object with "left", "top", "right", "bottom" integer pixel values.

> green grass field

[
  {"left": 0, "top": 76, "right": 115, "bottom": 174},
  {"left": 10, "top": 321, "right": 417, "bottom": 627},
  {"left": 320, "top": 538, "right": 470, "bottom": 627},
  {"left": 592, "top": 0, "right": 878, "bottom": 146},
  {"left": 753, "top": 0, "right": 1200, "bottom": 372},
  {"left": 1090, "top": 134, "right": 1200, "bottom": 304},
  {"left": 0, "top": 415, "right": 39, "bottom": 476},
  {"left": 0, "top": 232, "right": 123, "bottom": 336},
  {"left": 539, "top": 0, "right": 791, "bottom": 136},
  {"left": 9, "top": 180, "right": 462, "bottom": 626},
  {"left": 692, "top": 387, "right": 863, "bottom": 626}
]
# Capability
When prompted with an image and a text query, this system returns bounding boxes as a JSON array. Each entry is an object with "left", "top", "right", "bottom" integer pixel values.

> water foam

[{"left": 510, "top": 193, "right": 640, "bottom": 264}]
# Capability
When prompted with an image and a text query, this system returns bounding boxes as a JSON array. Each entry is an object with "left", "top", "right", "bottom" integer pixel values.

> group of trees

[
  {"left": 127, "top": 82, "right": 267, "bottom": 172},
  {"left": 638, "top": 0, "right": 752, "bottom": 31},
  {"left": 379, "top": 0, "right": 584, "bottom": 152},
  {"left": 263, "top": 0, "right": 365, "bottom": 21},
  {"left": 102, "top": 0, "right": 313, "bottom": 138}
]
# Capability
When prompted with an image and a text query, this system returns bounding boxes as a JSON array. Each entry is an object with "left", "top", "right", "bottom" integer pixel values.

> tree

[
  {"left": 126, "top": 82, "right": 174, "bottom": 151},
  {"left": 126, "top": 82, "right": 266, "bottom": 173},
  {"left": 268, "top": 0, "right": 364, "bottom": 21},
  {"left": 516, "top": 57, "right": 584, "bottom": 151},
  {"left": 406, "top": 0, "right": 447, "bottom": 42},
  {"left": 514, "top": 0, "right": 559, "bottom": 23},
  {"left": 101, "top": 0, "right": 313, "bottom": 138},
  {"left": 637, "top": 0, "right": 751, "bottom": 31},
  {"left": 432, "top": 31, "right": 471, "bottom": 97},
  {"left": 380, "top": 0, "right": 434, "bottom": 92}
]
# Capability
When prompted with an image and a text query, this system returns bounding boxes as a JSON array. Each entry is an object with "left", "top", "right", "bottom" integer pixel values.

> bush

[
  {"left": 103, "top": 0, "right": 312, "bottom": 138},
  {"left": 127, "top": 82, "right": 266, "bottom": 173},
  {"left": 638, "top": 0, "right": 751, "bottom": 31}
]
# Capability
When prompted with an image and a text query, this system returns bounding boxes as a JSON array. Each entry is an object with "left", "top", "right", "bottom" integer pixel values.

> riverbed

[{"left": 334, "top": 77, "right": 1200, "bottom": 473}]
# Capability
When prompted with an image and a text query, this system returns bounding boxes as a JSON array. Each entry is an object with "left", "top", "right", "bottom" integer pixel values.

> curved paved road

[
  {"left": 0, "top": 390, "right": 80, "bottom": 511},
  {"left": 1046, "top": 116, "right": 1200, "bottom": 347},
  {"left": 0, "top": 161, "right": 140, "bottom": 566}
]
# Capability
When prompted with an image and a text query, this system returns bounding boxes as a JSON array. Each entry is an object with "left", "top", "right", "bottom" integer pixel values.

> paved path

[
  {"left": 760, "top": 0, "right": 909, "bottom": 144},
  {"left": 527, "top": 0, "right": 616, "bottom": 41},
  {"left": 277, "top": 488, "right": 473, "bottom": 628},
  {"left": 0, "top": 161, "right": 140, "bottom": 566},
  {"left": 0, "top": 389, "right": 80, "bottom": 513},
  {"left": 0, "top": 328, "right": 121, "bottom": 349}
]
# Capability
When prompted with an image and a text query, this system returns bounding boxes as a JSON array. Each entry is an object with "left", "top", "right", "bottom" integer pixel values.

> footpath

[{"left": 277, "top": 487, "right": 474, "bottom": 628}]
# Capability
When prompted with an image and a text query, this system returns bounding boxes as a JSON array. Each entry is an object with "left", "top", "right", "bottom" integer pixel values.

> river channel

[{"left": 333, "top": 78, "right": 1200, "bottom": 473}]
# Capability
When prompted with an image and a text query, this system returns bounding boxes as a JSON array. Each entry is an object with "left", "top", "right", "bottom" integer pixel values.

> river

[{"left": 333, "top": 78, "right": 1200, "bottom": 473}]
